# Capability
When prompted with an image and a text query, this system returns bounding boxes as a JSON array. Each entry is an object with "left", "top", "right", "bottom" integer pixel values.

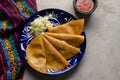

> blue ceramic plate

[{"left": 19, "top": 8, "right": 86, "bottom": 75}]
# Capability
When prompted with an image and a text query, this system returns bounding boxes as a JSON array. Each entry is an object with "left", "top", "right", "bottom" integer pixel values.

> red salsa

[{"left": 76, "top": 0, "right": 94, "bottom": 12}]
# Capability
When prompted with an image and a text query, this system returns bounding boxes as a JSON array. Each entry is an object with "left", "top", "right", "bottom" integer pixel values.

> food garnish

[
  {"left": 30, "top": 15, "right": 53, "bottom": 36},
  {"left": 26, "top": 19, "right": 84, "bottom": 73}
]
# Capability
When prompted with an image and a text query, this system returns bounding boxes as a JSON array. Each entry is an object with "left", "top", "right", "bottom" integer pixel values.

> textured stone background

[{"left": 24, "top": 0, "right": 120, "bottom": 80}]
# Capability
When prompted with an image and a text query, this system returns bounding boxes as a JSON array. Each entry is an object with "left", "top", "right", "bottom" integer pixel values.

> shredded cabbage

[{"left": 30, "top": 15, "right": 53, "bottom": 36}]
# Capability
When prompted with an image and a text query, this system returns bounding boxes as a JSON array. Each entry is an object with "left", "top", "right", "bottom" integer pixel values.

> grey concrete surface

[{"left": 24, "top": 0, "right": 120, "bottom": 80}]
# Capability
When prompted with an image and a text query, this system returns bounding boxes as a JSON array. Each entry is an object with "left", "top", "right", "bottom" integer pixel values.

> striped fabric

[{"left": 0, "top": 0, "right": 37, "bottom": 80}]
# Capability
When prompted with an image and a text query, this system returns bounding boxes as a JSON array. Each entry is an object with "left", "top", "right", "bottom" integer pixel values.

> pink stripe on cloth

[
  {"left": 0, "top": 43, "right": 7, "bottom": 80},
  {"left": 0, "top": 0, "right": 38, "bottom": 80},
  {"left": 8, "top": 0, "right": 26, "bottom": 23},
  {"left": 0, "top": 4, "right": 17, "bottom": 27},
  {"left": 0, "top": 54, "right": 6, "bottom": 80},
  {"left": 27, "top": 0, "right": 38, "bottom": 12}
]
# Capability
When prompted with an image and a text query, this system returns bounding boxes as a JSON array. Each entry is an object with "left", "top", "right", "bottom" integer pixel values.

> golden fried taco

[
  {"left": 26, "top": 35, "right": 46, "bottom": 73},
  {"left": 42, "top": 36, "right": 69, "bottom": 70},
  {"left": 48, "top": 19, "right": 84, "bottom": 35},
  {"left": 45, "top": 32, "right": 84, "bottom": 47},
  {"left": 44, "top": 34, "right": 80, "bottom": 60}
]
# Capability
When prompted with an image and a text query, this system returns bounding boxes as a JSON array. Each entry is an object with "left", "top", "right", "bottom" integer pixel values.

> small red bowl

[{"left": 73, "top": 0, "right": 98, "bottom": 19}]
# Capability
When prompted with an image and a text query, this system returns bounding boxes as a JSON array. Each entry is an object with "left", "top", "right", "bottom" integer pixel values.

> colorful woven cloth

[{"left": 0, "top": 0, "right": 37, "bottom": 80}]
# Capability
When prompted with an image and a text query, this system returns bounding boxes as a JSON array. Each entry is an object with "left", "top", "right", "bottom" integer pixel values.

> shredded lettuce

[{"left": 30, "top": 15, "right": 53, "bottom": 36}]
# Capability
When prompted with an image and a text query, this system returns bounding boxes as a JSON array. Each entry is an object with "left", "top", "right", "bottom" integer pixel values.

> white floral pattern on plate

[{"left": 19, "top": 8, "right": 86, "bottom": 75}]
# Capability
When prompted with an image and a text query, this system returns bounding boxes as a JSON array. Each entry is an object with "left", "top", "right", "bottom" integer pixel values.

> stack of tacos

[{"left": 26, "top": 19, "right": 85, "bottom": 73}]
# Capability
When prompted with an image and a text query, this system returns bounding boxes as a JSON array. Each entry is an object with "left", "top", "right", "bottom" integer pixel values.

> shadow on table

[{"left": 25, "top": 60, "right": 84, "bottom": 80}]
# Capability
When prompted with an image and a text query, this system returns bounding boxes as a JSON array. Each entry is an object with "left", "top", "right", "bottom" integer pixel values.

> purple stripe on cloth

[
  {"left": 27, "top": 0, "right": 38, "bottom": 12},
  {"left": 25, "top": 0, "right": 38, "bottom": 12},
  {"left": 0, "top": 0, "right": 38, "bottom": 79},
  {"left": 7, "top": 0, "right": 26, "bottom": 27},
  {"left": 8, "top": 0, "right": 26, "bottom": 21},
  {"left": 11, "top": 0, "right": 29, "bottom": 18},
  {"left": 0, "top": 4, "right": 17, "bottom": 27},
  {"left": 0, "top": 1, "right": 25, "bottom": 28},
  {"left": 0, "top": 38, "right": 12, "bottom": 80},
  {"left": 0, "top": 44, "right": 7, "bottom": 80}
]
